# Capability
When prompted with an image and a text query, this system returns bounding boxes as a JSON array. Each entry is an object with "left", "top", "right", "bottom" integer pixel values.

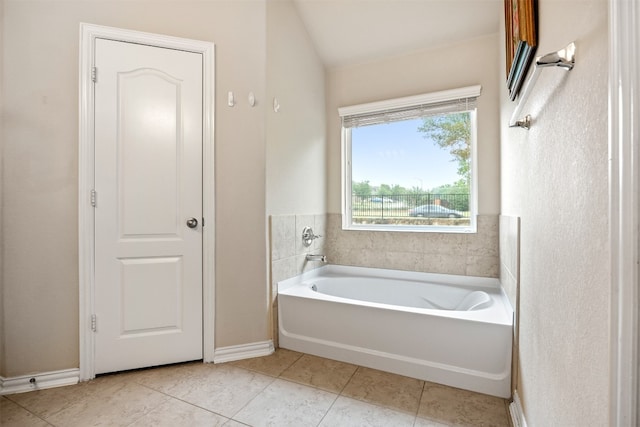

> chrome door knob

[{"left": 186, "top": 217, "right": 198, "bottom": 228}]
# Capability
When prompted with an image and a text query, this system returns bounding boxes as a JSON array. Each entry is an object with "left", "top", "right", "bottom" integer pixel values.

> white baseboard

[
  {"left": 212, "top": 340, "right": 274, "bottom": 364},
  {"left": 0, "top": 368, "right": 80, "bottom": 395},
  {"left": 509, "top": 390, "right": 528, "bottom": 427}
]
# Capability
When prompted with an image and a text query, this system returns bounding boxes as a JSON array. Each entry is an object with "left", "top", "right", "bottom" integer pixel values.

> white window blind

[{"left": 339, "top": 85, "right": 481, "bottom": 129}]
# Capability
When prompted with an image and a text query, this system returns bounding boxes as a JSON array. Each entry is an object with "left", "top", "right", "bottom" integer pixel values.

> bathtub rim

[
  {"left": 278, "top": 264, "right": 513, "bottom": 326},
  {"left": 278, "top": 264, "right": 505, "bottom": 292}
]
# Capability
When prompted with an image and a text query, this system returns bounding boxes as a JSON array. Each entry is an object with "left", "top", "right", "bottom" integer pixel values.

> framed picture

[{"left": 505, "top": 0, "right": 538, "bottom": 100}]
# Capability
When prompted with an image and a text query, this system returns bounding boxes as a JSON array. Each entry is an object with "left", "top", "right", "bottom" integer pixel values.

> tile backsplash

[
  {"left": 270, "top": 214, "right": 327, "bottom": 286},
  {"left": 270, "top": 213, "right": 499, "bottom": 288},
  {"left": 324, "top": 213, "right": 499, "bottom": 278},
  {"left": 269, "top": 214, "right": 327, "bottom": 346},
  {"left": 499, "top": 215, "right": 520, "bottom": 310},
  {"left": 499, "top": 214, "right": 520, "bottom": 394}
]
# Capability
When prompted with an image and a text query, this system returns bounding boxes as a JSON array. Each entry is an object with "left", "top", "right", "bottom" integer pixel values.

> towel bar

[{"left": 509, "top": 42, "right": 576, "bottom": 129}]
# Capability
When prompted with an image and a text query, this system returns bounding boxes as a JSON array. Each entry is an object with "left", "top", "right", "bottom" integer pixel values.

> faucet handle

[{"left": 302, "top": 226, "right": 321, "bottom": 247}]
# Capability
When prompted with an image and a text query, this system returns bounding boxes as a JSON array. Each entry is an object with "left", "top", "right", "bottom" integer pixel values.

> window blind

[{"left": 339, "top": 85, "right": 481, "bottom": 129}]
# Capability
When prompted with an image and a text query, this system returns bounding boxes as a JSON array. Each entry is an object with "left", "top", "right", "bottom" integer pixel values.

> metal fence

[{"left": 352, "top": 193, "right": 470, "bottom": 218}]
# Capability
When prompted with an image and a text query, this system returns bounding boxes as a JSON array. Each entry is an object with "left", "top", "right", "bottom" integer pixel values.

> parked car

[
  {"left": 370, "top": 197, "right": 394, "bottom": 203},
  {"left": 408, "top": 204, "right": 463, "bottom": 218}
]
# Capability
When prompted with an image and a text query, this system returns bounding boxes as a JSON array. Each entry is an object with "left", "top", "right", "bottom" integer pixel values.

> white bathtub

[{"left": 278, "top": 265, "right": 513, "bottom": 398}]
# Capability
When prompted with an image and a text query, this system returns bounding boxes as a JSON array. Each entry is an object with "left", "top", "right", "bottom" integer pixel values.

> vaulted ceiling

[{"left": 292, "top": 0, "right": 502, "bottom": 69}]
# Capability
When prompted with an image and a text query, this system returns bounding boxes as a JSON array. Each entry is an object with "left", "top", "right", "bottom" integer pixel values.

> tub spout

[{"left": 306, "top": 254, "right": 327, "bottom": 263}]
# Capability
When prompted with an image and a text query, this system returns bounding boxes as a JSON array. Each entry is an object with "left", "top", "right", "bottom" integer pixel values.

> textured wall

[{"left": 499, "top": 0, "right": 610, "bottom": 424}]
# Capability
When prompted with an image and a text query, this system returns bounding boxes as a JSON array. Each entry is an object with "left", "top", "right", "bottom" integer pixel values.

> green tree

[
  {"left": 418, "top": 112, "right": 471, "bottom": 183},
  {"left": 430, "top": 180, "right": 470, "bottom": 211},
  {"left": 390, "top": 184, "right": 407, "bottom": 197},
  {"left": 431, "top": 179, "right": 469, "bottom": 195},
  {"left": 378, "top": 184, "right": 392, "bottom": 196},
  {"left": 352, "top": 180, "right": 372, "bottom": 197}
]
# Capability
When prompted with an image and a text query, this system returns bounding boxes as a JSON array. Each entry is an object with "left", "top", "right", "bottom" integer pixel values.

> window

[{"left": 340, "top": 85, "right": 480, "bottom": 233}]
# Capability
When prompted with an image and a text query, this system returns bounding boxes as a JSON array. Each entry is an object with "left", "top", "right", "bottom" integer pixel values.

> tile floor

[{"left": 1, "top": 349, "right": 511, "bottom": 427}]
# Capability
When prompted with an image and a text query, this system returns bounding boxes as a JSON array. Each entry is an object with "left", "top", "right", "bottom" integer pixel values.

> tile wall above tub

[
  {"left": 270, "top": 214, "right": 327, "bottom": 286},
  {"left": 269, "top": 214, "right": 327, "bottom": 346},
  {"left": 499, "top": 214, "right": 520, "bottom": 395},
  {"left": 324, "top": 214, "right": 499, "bottom": 278}
]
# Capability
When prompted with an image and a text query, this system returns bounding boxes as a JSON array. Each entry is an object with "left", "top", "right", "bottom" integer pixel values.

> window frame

[{"left": 339, "top": 85, "right": 481, "bottom": 234}]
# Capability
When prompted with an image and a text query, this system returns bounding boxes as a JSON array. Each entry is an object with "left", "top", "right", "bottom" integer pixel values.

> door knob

[{"left": 186, "top": 217, "right": 198, "bottom": 228}]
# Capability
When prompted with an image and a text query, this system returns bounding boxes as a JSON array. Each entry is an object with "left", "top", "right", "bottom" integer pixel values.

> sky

[{"left": 351, "top": 118, "right": 461, "bottom": 190}]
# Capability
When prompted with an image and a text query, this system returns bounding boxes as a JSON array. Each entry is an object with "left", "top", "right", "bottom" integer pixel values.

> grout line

[
  {"left": 2, "top": 396, "right": 54, "bottom": 426},
  {"left": 338, "top": 365, "right": 360, "bottom": 396},
  {"left": 134, "top": 383, "right": 229, "bottom": 419},
  {"left": 412, "top": 380, "right": 427, "bottom": 426},
  {"left": 314, "top": 392, "right": 340, "bottom": 427},
  {"left": 130, "top": 364, "right": 276, "bottom": 424},
  {"left": 279, "top": 350, "right": 305, "bottom": 376},
  {"left": 226, "top": 374, "right": 277, "bottom": 422}
]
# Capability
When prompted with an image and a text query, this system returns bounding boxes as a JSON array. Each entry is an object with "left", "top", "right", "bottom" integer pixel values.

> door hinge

[
  {"left": 90, "top": 189, "right": 97, "bottom": 207},
  {"left": 91, "top": 314, "right": 97, "bottom": 332},
  {"left": 202, "top": 217, "right": 205, "bottom": 227},
  {"left": 91, "top": 67, "right": 97, "bottom": 83}
]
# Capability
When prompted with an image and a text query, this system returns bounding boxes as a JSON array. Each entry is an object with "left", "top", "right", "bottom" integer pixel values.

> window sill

[{"left": 342, "top": 222, "right": 477, "bottom": 234}]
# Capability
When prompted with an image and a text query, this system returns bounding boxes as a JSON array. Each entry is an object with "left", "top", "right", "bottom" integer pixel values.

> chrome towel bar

[{"left": 509, "top": 42, "right": 576, "bottom": 129}]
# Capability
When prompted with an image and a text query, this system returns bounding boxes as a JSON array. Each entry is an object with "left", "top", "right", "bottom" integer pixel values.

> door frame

[
  {"left": 609, "top": 1, "right": 639, "bottom": 425},
  {"left": 78, "top": 23, "right": 216, "bottom": 381}
]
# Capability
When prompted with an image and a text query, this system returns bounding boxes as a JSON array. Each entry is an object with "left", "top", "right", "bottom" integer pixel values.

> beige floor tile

[
  {"left": 318, "top": 395, "right": 415, "bottom": 427},
  {"left": 233, "top": 378, "right": 337, "bottom": 427},
  {"left": 418, "top": 382, "right": 510, "bottom": 427},
  {"left": 230, "top": 348, "right": 303, "bottom": 376},
  {"left": 413, "top": 417, "right": 452, "bottom": 427},
  {"left": 129, "top": 361, "right": 211, "bottom": 396},
  {"left": 223, "top": 420, "right": 251, "bottom": 426},
  {"left": 8, "top": 374, "right": 127, "bottom": 420},
  {"left": 0, "top": 397, "right": 51, "bottom": 427},
  {"left": 2, "top": 353, "right": 512, "bottom": 427},
  {"left": 45, "top": 381, "right": 169, "bottom": 427},
  {"left": 128, "top": 397, "right": 229, "bottom": 426},
  {"left": 164, "top": 364, "right": 275, "bottom": 418},
  {"left": 280, "top": 354, "right": 358, "bottom": 393},
  {"left": 341, "top": 367, "right": 424, "bottom": 414}
]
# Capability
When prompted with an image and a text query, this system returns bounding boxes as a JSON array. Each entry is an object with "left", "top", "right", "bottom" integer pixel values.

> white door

[{"left": 93, "top": 38, "right": 203, "bottom": 374}]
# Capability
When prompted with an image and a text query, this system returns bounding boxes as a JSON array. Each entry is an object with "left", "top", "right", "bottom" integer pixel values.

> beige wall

[
  {"left": 266, "top": 0, "right": 326, "bottom": 216},
  {"left": 500, "top": 0, "right": 610, "bottom": 424},
  {"left": 265, "top": 0, "right": 326, "bottom": 344},
  {"left": 326, "top": 34, "right": 501, "bottom": 216},
  {"left": 1, "top": 0, "right": 269, "bottom": 376}
]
